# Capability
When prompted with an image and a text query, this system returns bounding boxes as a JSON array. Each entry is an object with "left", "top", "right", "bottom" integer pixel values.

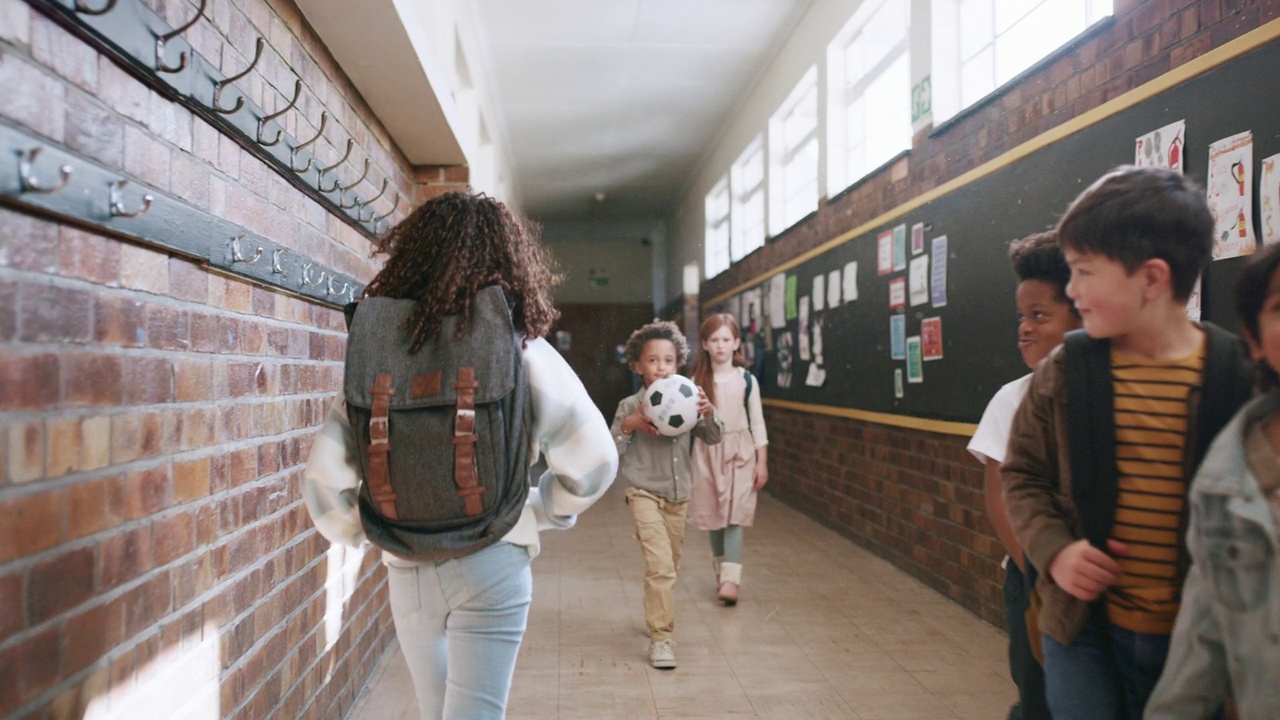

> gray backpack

[{"left": 343, "top": 285, "right": 531, "bottom": 561}]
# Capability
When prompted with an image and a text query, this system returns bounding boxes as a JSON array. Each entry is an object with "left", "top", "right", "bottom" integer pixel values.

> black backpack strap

[
  {"left": 1196, "top": 323, "right": 1252, "bottom": 465},
  {"left": 742, "top": 369, "right": 753, "bottom": 412},
  {"left": 1063, "top": 330, "right": 1117, "bottom": 549}
]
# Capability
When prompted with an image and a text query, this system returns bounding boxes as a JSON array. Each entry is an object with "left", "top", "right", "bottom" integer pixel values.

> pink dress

[{"left": 688, "top": 370, "right": 760, "bottom": 530}]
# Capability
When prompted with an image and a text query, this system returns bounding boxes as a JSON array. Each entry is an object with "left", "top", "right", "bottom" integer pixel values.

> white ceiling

[{"left": 470, "top": 0, "right": 812, "bottom": 221}]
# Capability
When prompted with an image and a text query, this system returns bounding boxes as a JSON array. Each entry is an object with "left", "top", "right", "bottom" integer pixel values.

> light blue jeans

[{"left": 386, "top": 541, "right": 533, "bottom": 720}]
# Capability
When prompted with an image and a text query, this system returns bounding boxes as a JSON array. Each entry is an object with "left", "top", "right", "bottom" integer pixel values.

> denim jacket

[{"left": 1145, "top": 390, "right": 1280, "bottom": 720}]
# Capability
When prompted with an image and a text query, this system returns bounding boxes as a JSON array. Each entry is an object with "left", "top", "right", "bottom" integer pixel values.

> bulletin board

[{"left": 708, "top": 25, "right": 1280, "bottom": 429}]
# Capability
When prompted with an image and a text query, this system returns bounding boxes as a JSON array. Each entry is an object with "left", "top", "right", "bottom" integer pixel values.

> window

[
  {"left": 704, "top": 176, "right": 731, "bottom": 279},
  {"left": 768, "top": 67, "right": 819, "bottom": 236},
  {"left": 932, "top": 0, "right": 1113, "bottom": 123},
  {"left": 730, "top": 136, "right": 766, "bottom": 261},
  {"left": 826, "top": 0, "right": 911, "bottom": 194}
]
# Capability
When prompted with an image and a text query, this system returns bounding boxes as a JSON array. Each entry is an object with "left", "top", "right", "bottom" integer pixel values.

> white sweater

[{"left": 302, "top": 337, "right": 618, "bottom": 561}]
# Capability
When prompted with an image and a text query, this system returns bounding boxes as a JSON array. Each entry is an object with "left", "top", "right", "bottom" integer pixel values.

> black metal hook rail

[
  {"left": 1, "top": 119, "right": 364, "bottom": 308},
  {"left": 24, "top": 0, "right": 405, "bottom": 239}
]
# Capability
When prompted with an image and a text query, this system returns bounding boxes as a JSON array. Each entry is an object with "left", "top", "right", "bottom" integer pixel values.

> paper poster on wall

[
  {"left": 843, "top": 261, "right": 859, "bottom": 301},
  {"left": 889, "top": 277, "right": 906, "bottom": 309},
  {"left": 740, "top": 287, "right": 762, "bottom": 330},
  {"left": 811, "top": 316, "right": 824, "bottom": 365},
  {"left": 894, "top": 368, "right": 904, "bottom": 398},
  {"left": 776, "top": 331, "right": 794, "bottom": 388},
  {"left": 890, "top": 314, "right": 906, "bottom": 360},
  {"left": 812, "top": 274, "right": 826, "bottom": 311},
  {"left": 1135, "top": 119, "right": 1186, "bottom": 174},
  {"left": 893, "top": 224, "right": 908, "bottom": 271},
  {"left": 921, "top": 317, "right": 943, "bottom": 360},
  {"left": 1186, "top": 275, "right": 1203, "bottom": 322},
  {"left": 805, "top": 363, "right": 827, "bottom": 387},
  {"left": 827, "top": 269, "right": 842, "bottom": 307},
  {"left": 798, "top": 296, "right": 811, "bottom": 361},
  {"left": 769, "top": 273, "right": 788, "bottom": 328},
  {"left": 1208, "top": 130, "right": 1257, "bottom": 260},
  {"left": 930, "top": 236, "right": 949, "bottom": 307},
  {"left": 877, "top": 230, "right": 893, "bottom": 275},
  {"left": 906, "top": 336, "right": 923, "bottom": 383},
  {"left": 785, "top": 275, "right": 799, "bottom": 320},
  {"left": 911, "top": 222, "right": 925, "bottom": 255},
  {"left": 1261, "top": 153, "right": 1280, "bottom": 246},
  {"left": 908, "top": 255, "right": 929, "bottom": 307}
]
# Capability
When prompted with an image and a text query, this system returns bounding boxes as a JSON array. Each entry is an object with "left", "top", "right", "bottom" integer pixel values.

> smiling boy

[{"left": 1001, "top": 166, "right": 1254, "bottom": 719}]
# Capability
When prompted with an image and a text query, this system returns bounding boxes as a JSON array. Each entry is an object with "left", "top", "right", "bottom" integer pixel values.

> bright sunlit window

[
  {"left": 730, "top": 136, "right": 766, "bottom": 261},
  {"left": 704, "top": 176, "right": 731, "bottom": 279},
  {"left": 768, "top": 66, "right": 819, "bottom": 236},
  {"left": 826, "top": 0, "right": 912, "bottom": 194},
  {"left": 932, "top": 0, "right": 1113, "bottom": 123}
]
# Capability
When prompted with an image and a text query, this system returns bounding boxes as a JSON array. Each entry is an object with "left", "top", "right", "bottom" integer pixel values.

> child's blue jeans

[
  {"left": 386, "top": 541, "right": 533, "bottom": 720},
  {"left": 1041, "top": 611, "right": 1169, "bottom": 720}
]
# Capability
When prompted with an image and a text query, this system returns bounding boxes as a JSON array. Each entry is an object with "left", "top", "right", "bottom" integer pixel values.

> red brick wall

[
  {"left": 709, "top": 0, "right": 1280, "bottom": 626},
  {"left": 0, "top": 0, "right": 462, "bottom": 718}
]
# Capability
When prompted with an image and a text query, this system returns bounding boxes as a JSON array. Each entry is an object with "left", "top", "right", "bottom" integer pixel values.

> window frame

[
  {"left": 767, "top": 66, "right": 820, "bottom": 237},
  {"left": 730, "top": 135, "right": 767, "bottom": 262},
  {"left": 704, "top": 175, "right": 731, "bottom": 279}
]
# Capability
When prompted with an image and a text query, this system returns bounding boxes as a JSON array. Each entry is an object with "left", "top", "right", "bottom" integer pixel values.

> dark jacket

[{"left": 1001, "top": 323, "right": 1252, "bottom": 644}]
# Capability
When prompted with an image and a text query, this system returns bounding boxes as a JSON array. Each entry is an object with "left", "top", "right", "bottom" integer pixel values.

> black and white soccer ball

[{"left": 642, "top": 374, "right": 700, "bottom": 437}]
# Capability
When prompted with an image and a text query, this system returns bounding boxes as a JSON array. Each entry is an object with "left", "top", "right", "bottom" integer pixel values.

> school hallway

[{"left": 347, "top": 484, "right": 1015, "bottom": 720}]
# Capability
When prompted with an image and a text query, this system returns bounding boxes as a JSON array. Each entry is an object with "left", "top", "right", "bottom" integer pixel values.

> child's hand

[
  {"left": 1047, "top": 538, "right": 1128, "bottom": 601},
  {"left": 695, "top": 386, "right": 714, "bottom": 416},
  {"left": 622, "top": 404, "right": 660, "bottom": 436},
  {"left": 752, "top": 462, "right": 768, "bottom": 491}
]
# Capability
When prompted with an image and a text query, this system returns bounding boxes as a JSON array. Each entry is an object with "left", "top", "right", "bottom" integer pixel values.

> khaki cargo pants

[{"left": 625, "top": 487, "right": 687, "bottom": 642}]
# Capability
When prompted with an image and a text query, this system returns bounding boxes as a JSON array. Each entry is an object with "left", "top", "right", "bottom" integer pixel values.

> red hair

[{"left": 690, "top": 312, "right": 746, "bottom": 408}]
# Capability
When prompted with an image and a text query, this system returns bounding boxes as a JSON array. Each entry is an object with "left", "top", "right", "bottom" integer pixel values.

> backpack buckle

[
  {"left": 369, "top": 416, "right": 389, "bottom": 444},
  {"left": 454, "top": 408, "right": 475, "bottom": 436}
]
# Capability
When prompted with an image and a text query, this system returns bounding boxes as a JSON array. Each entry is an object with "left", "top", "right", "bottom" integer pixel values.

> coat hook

[
  {"left": 326, "top": 275, "right": 350, "bottom": 297},
  {"left": 290, "top": 111, "right": 328, "bottom": 173},
  {"left": 18, "top": 148, "right": 72, "bottom": 194},
  {"left": 301, "top": 263, "right": 327, "bottom": 287},
  {"left": 155, "top": 0, "right": 207, "bottom": 74},
  {"left": 230, "top": 235, "right": 263, "bottom": 264},
  {"left": 109, "top": 179, "right": 153, "bottom": 218},
  {"left": 74, "top": 0, "right": 117, "bottom": 15},
  {"left": 337, "top": 159, "right": 371, "bottom": 207},
  {"left": 257, "top": 78, "right": 303, "bottom": 147},
  {"left": 355, "top": 178, "right": 389, "bottom": 216},
  {"left": 271, "top": 248, "right": 285, "bottom": 274},
  {"left": 370, "top": 194, "right": 401, "bottom": 231},
  {"left": 212, "top": 37, "right": 264, "bottom": 115},
  {"left": 317, "top": 138, "right": 354, "bottom": 193}
]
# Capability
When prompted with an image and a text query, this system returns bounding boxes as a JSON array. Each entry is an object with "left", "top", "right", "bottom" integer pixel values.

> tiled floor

[{"left": 348, "top": 485, "right": 1015, "bottom": 719}]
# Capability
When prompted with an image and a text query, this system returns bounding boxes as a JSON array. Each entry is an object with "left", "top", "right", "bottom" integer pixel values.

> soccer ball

[{"left": 642, "top": 375, "right": 701, "bottom": 436}]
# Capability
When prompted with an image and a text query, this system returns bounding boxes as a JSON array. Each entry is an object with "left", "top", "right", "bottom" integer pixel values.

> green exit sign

[{"left": 911, "top": 76, "right": 931, "bottom": 123}]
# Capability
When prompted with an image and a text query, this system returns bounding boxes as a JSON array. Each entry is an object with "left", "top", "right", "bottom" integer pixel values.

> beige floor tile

[{"left": 346, "top": 485, "right": 1015, "bottom": 720}]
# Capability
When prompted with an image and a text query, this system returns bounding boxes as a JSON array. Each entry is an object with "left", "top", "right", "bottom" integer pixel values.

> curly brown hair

[
  {"left": 363, "top": 190, "right": 563, "bottom": 352},
  {"left": 623, "top": 320, "right": 690, "bottom": 367}
]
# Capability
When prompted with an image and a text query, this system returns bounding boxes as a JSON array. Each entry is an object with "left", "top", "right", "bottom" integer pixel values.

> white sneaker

[{"left": 649, "top": 639, "right": 676, "bottom": 669}]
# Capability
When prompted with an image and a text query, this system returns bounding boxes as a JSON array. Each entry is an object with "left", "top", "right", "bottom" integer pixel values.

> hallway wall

[
  {"left": 672, "top": 0, "right": 1280, "bottom": 626},
  {"left": 0, "top": 0, "right": 466, "bottom": 717}
]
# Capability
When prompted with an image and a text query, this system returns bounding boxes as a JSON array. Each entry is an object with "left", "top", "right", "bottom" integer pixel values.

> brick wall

[
  {"left": 708, "top": 0, "right": 1280, "bottom": 627},
  {"left": 0, "top": 0, "right": 461, "bottom": 718}
]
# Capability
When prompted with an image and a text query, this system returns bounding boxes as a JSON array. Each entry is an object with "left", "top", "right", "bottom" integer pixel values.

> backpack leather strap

[
  {"left": 452, "top": 367, "right": 485, "bottom": 517},
  {"left": 367, "top": 373, "right": 399, "bottom": 519}
]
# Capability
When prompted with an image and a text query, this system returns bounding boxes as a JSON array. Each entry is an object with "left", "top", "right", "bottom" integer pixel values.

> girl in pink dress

[{"left": 688, "top": 313, "right": 769, "bottom": 605}]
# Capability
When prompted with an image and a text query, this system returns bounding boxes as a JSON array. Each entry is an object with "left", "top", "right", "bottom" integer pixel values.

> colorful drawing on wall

[
  {"left": 1135, "top": 119, "right": 1186, "bottom": 174},
  {"left": 889, "top": 277, "right": 906, "bottom": 309},
  {"left": 798, "top": 296, "right": 811, "bottom": 361},
  {"left": 785, "top": 274, "right": 799, "bottom": 320},
  {"left": 911, "top": 222, "right": 925, "bottom": 255},
  {"left": 930, "top": 235, "right": 949, "bottom": 307},
  {"left": 843, "top": 261, "right": 859, "bottom": 301},
  {"left": 1261, "top": 153, "right": 1280, "bottom": 246},
  {"left": 1207, "top": 130, "right": 1257, "bottom": 260},
  {"left": 909, "top": 255, "right": 929, "bottom": 307},
  {"left": 921, "top": 317, "right": 943, "bottom": 361},
  {"left": 906, "top": 336, "right": 923, "bottom": 383},
  {"left": 877, "top": 230, "right": 893, "bottom": 275},
  {"left": 776, "top": 331, "right": 794, "bottom": 389},
  {"left": 890, "top": 314, "right": 906, "bottom": 360},
  {"left": 893, "top": 224, "right": 908, "bottom": 271}
]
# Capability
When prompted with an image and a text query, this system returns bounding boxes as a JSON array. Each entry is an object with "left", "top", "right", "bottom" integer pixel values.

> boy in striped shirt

[{"left": 1001, "top": 166, "right": 1253, "bottom": 720}]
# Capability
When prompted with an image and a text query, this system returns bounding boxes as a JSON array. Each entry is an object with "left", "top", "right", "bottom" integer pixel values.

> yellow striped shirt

[{"left": 1106, "top": 342, "right": 1204, "bottom": 635}]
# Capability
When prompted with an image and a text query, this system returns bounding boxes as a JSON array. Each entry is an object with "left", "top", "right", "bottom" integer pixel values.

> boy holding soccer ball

[{"left": 612, "top": 320, "right": 722, "bottom": 669}]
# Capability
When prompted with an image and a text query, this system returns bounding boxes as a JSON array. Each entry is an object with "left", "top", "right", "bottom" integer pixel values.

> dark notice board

[{"left": 734, "top": 38, "right": 1280, "bottom": 425}]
